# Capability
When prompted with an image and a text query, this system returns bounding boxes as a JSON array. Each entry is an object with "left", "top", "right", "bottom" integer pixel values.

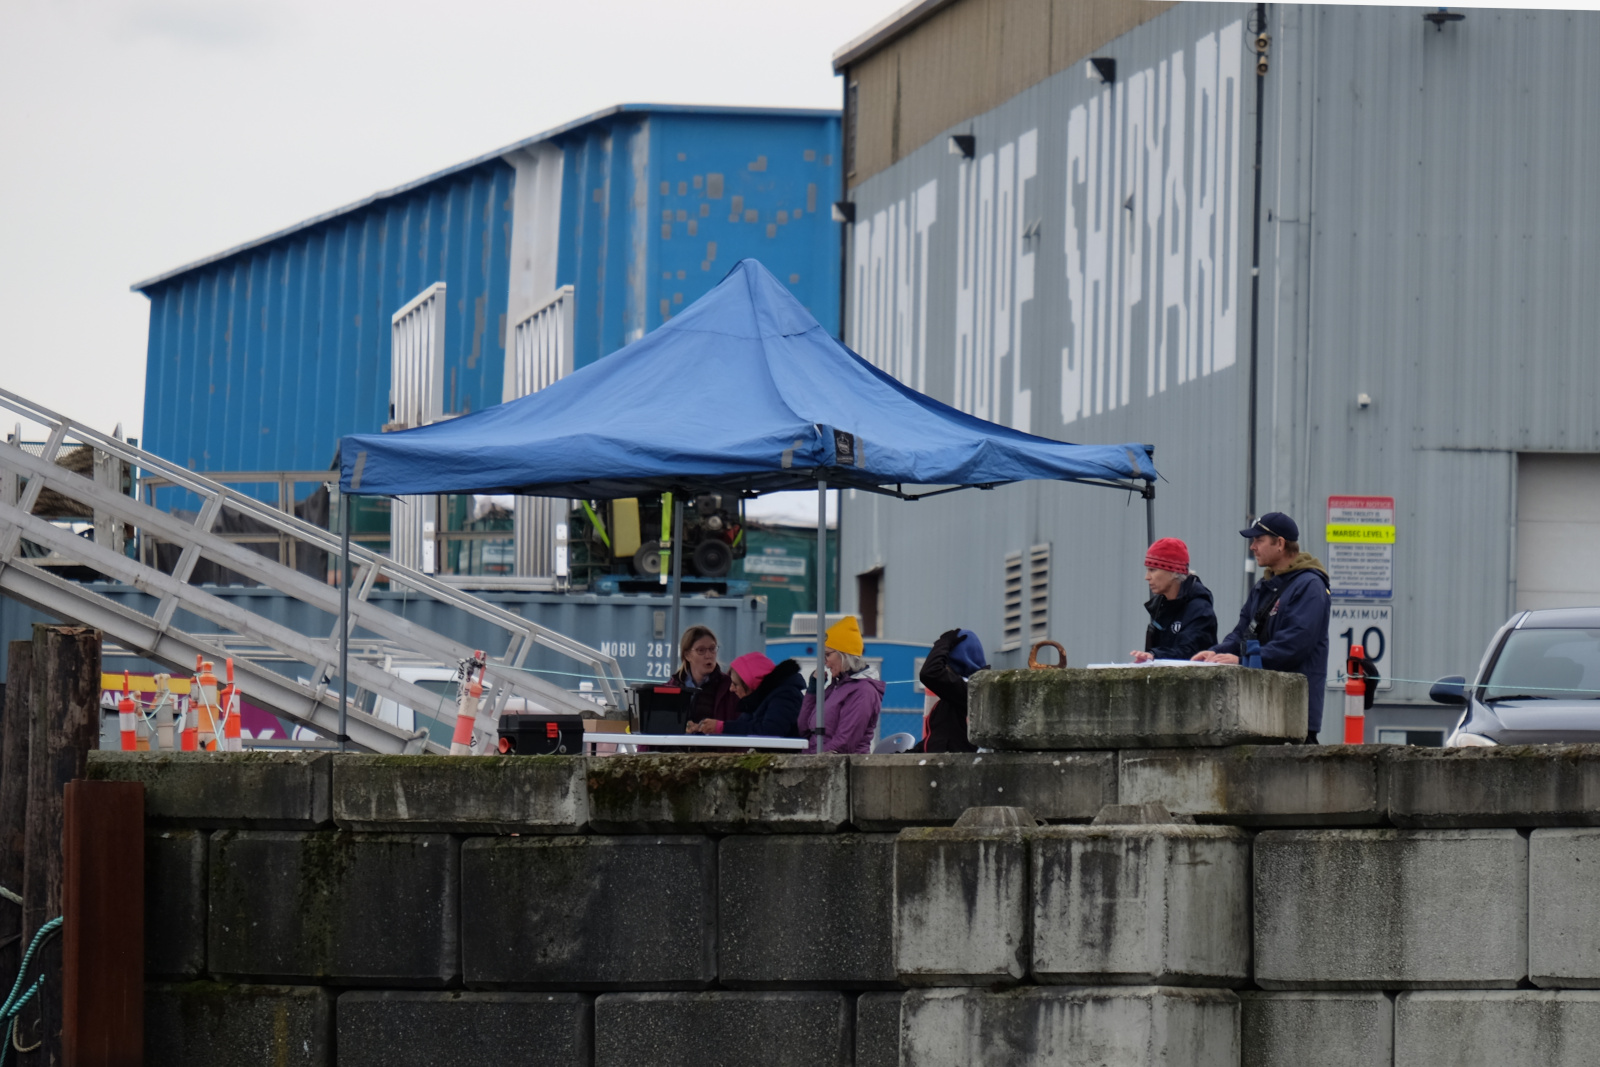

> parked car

[{"left": 1433, "top": 608, "right": 1600, "bottom": 745}]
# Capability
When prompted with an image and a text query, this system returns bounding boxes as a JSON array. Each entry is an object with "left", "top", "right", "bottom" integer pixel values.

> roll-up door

[{"left": 1515, "top": 454, "right": 1600, "bottom": 611}]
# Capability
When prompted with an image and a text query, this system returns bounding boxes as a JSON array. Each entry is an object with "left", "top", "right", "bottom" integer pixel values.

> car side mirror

[{"left": 1429, "top": 675, "right": 1468, "bottom": 706}]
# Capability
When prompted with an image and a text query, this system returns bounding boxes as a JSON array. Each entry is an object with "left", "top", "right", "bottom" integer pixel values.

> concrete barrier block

[
  {"left": 1119, "top": 745, "right": 1387, "bottom": 826},
  {"left": 900, "top": 986, "right": 1239, "bottom": 1067},
  {"left": 586, "top": 754, "right": 847, "bottom": 833},
  {"left": 147, "top": 981, "right": 333, "bottom": 1066},
  {"left": 855, "top": 991, "right": 902, "bottom": 1067},
  {"left": 1239, "top": 991, "right": 1391, "bottom": 1067},
  {"left": 208, "top": 831, "right": 458, "bottom": 984},
  {"left": 332, "top": 753, "right": 587, "bottom": 833},
  {"left": 1531, "top": 828, "right": 1600, "bottom": 988},
  {"left": 894, "top": 827, "right": 1029, "bottom": 986},
  {"left": 88, "top": 750, "right": 331, "bottom": 828},
  {"left": 1032, "top": 825, "right": 1250, "bottom": 985},
  {"left": 969, "top": 666, "right": 1306, "bottom": 749},
  {"left": 719, "top": 834, "right": 896, "bottom": 987},
  {"left": 462, "top": 835, "right": 716, "bottom": 989},
  {"left": 147, "top": 830, "right": 205, "bottom": 978},
  {"left": 1387, "top": 745, "right": 1600, "bottom": 827},
  {"left": 1395, "top": 990, "right": 1600, "bottom": 1066},
  {"left": 850, "top": 752, "right": 1114, "bottom": 829},
  {"left": 337, "top": 991, "right": 592, "bottom": 1067},
  {"left": 1255, "top": 829, "right": 1526, "bottom": 988},
  {"left": 594, "top": 991, "right": 852, "bottom": 1067}
]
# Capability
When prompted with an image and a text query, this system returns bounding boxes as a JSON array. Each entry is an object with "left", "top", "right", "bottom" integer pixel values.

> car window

[{"left": 1482, "top": 629, "right": 1600, "bottom": 700}]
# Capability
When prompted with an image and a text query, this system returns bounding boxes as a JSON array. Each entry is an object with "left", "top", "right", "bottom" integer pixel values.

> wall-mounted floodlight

[
  {"left": 1086, "top": 57, "right": 1116, "bottom": 84},
  {"left": 947, "top": 134, "right": 975, "bottom": 159},
  {"left": 1424, "top": 8, "right": 1465, "bottom": 30},
  {"left": 831, "top": 201, "right": 856, "bottom": 224}
]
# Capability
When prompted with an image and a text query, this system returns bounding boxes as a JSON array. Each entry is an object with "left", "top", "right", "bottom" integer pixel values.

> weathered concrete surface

[
  {"left": 900, "top": 986, "right": 1239, "bottom": 1067},
  {"left": 332, "top": 753, "right": 588, "bottom": 833},
  {"left": 88, "top": 750, "right": 331, "bottom": 828},
  {"left": 209, "top": 831, "right": 458, "bottom": 984},
  {"left": 1118, "top": 746, "right": 1387, "bottom": 826},
  {"left": 586, "top": 754, "right": 847, "bottom": 833},
  {"left": 1239, "top": 991, "right": 1392, "bottom": 1067},
  {"left": 855, "top": 991, "right": 902, "bottom": 1067},
  {"left": 719, "top": 835, "right": 897, "bottom": 987},
  {"left": 1387, "top": 745, "right": 1600, "bottom": 827},
  {"left": 146, "top": 830, "right": 205, "bottom": 978},
  {"left": 147, "top": 982, "right": 333, "bottom": 1066},
  {"left": 337, "top": 991, "right": 592, "bottom": 1067},
  {"left": 1255, "top": 829, "right": 1527, "bottom": 988},
  {"left": 969, "top": 666, "right": 1307, "bottom": 749},
  {"left": 1395, "top": 990, "right": 1600, "bottom": 1067},
  {"left": 894, "top": 827, "right": 1029, "bottom": 985},
  {"left": 1530, "top": 828, "right": 1600, "bottom": 988},
  {"left": 849, "top": 752, "right": 1114, "bottom": 829},
  {"left": 1031, "top": 825, "right": 1250, "bottom": 985},
  {"left": 594, "top": 991, "right": 852, "bottom": 1067},
  {"left": 462, "top": 835, "right": 716, "bottom": 989}
]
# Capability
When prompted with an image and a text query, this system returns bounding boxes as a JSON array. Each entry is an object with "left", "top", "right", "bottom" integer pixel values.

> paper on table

[{"left": 1084, "top": 659, "right": 1227, "bottom": 669}]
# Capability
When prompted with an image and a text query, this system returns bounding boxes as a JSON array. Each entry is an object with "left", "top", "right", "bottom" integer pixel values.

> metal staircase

[{"left": 0, "top": 386, "right": 628, "bottom": 754}]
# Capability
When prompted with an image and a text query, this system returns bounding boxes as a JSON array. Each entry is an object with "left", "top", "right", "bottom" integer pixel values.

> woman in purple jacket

[{"left": 797, "top": 616, "right": 884, "bottom": 754}]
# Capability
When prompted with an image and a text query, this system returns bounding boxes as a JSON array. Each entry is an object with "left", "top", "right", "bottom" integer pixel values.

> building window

[{"left": 857, "top": 566, "right": 884, "bottom": 638}]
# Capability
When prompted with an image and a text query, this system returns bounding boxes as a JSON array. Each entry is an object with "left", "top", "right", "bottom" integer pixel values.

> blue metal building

[{"left": 133, "top": 104, "right": 842, "bottom": 483}]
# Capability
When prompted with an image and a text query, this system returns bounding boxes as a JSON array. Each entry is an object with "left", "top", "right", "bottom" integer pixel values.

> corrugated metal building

[
  {"left": 832, "top": 1, "right": 1600, "bottom": 733},
  {"left": 134, "top": 104, "right": 842, "bottom": 481}
]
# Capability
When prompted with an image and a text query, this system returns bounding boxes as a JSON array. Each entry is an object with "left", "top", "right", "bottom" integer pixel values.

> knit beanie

[
  {"left": 1144, "top": 537, "right": 1190, "bottom": 574},
  {"left": 729, "top": 652, "right": 775, "bottom": 690},
  {"left": 824, "top": 615, "right": 865, "bottom": 657}
]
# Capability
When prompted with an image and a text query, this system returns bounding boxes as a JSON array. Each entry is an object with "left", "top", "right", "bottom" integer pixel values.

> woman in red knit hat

[{"left": 1129, "top": 538, "right": 1218, "bottom": 662}]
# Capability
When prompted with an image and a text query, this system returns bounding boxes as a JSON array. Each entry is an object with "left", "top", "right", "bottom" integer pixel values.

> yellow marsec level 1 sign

[{"left": 1325, "top": 524, "right": 1396, "bottom": 544}]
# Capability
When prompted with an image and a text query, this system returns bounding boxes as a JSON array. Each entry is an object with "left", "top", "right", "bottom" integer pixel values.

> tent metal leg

[
  {"left": 814, "top": 478, "right": 827, "bottom": 755},
  {"left": 1144, "top": 483, "right": 1155, "bottom": 547},
  {"left": 339, "top": 491, "right": 352, "bottom": 752},
  {"left": 669, "top": 494, "right": 685, "bottom": 654}
]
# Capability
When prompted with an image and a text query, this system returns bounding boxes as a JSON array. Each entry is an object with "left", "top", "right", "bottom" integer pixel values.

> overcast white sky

[
  {"left": 0, "top": 0, "right": 908, "bottom": 448},
  {"left": 0, "top": 0, "right": 1583, "bottom": 489}
]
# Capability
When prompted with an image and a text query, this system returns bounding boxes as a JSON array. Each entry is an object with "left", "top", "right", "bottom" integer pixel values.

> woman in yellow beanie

[{"left": 797, "top": 616, "right": 884, "bottom": 754}]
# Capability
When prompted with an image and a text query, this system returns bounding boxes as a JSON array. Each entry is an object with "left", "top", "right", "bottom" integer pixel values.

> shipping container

[
  {"left": 0, "top": 584, "right": 766, "bottom": 698},
  {"left": 833, "top": 1, "right": 1600, "bottom": 734},
  {"left": 732, "top": 523, "right": 840, "bottom": 637},
  {"left": 134, "top": 105, "right": 842, "bottom": 500}
]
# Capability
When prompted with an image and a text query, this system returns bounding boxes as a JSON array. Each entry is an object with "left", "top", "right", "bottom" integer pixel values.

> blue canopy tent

[{"left": 336, "top": 259, "right": 1158, "bottom": 750}]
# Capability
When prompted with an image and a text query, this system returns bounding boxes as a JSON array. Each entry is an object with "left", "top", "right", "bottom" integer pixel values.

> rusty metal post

[
  {"left": 0, "top": 642, "right": 34, "bottom": 980},
  {"left": 63, "top": 780, "right": 144, "bottom": 1067},
  {"left": 21, "top": 624, "right": 101, "bottom": 1065}
]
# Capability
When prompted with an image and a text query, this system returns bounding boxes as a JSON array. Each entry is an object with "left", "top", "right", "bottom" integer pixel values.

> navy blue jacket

[
  {"left": 1214, "top": 556, "right": 1333, "bottom": 731},
  {"left": 720, "top": 659, "right": 805, "bottom": 739},
  {"left": 1143, "top": 574, "right": 1219, "bottom": 660}
]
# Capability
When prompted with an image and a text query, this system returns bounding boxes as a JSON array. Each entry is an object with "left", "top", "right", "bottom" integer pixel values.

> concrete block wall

[{"left": 94, "top": 740, "right": 1600, "bottom": 1066}]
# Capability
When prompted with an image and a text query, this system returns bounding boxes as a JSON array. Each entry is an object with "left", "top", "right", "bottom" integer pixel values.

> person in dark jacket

[
  {"left": 918, "top": 628, "right": 988, "bottom": 753},
  {"left": 688, "top": 653, "right": 804, "bottom": 740},
  {"left": 669, "top": 625, "right": 740, "bottom": 723},
  {"left": 1193, "top": 512, "right": 1332, "bottom": 742},
  {"left": 1130, "top": 538, "right": 1217, "bottom": 662}
]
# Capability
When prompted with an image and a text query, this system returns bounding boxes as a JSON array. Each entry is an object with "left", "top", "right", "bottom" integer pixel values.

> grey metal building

[{"left": 832, "top": 1, "right": 1600, "bottom": 735}]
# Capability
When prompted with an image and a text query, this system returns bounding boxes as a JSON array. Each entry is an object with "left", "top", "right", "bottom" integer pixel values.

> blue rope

[{"left": 0, "top": 917, "right": 62, "bottom": 1066}]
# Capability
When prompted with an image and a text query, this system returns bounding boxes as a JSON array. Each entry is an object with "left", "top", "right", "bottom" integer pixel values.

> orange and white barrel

[
  {"left": 1343, "top": 644, "right": 1366, "bottom": 745},
  {"left": 222, "top": 659, "right": 243, "bottom": 752},
  {"left": 196, "top": 660, "right": 221, "bottom": 750},
  {"left": 118, "top": 672, "right": 138, "bottom": 751},
  {"left": 450, "top": 678, "right": 484, "bottom": 755}
]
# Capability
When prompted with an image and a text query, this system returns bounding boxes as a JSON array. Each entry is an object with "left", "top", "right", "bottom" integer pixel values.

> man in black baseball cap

[{"left": 1193, "top": 512, "right": 1332, "bottom": 742}]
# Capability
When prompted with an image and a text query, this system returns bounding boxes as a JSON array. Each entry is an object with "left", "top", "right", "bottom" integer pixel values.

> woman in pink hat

[
  {"left": 1129, "top": 537, "right": 1218, "bottom": 663},
  {"left": 686, "top": 652, "right": 805, "bottom": 741}
]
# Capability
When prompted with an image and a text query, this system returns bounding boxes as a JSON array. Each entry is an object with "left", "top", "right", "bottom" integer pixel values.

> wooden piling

[
  {"left": 63, "top": 780, "right": 144, "bottom": 1067},
  {"left": 0, "top": 641, "right": 34, "bottom": 981},
  {"left": 20, "top": 625, "right": 101, "bottom": 1066}
]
